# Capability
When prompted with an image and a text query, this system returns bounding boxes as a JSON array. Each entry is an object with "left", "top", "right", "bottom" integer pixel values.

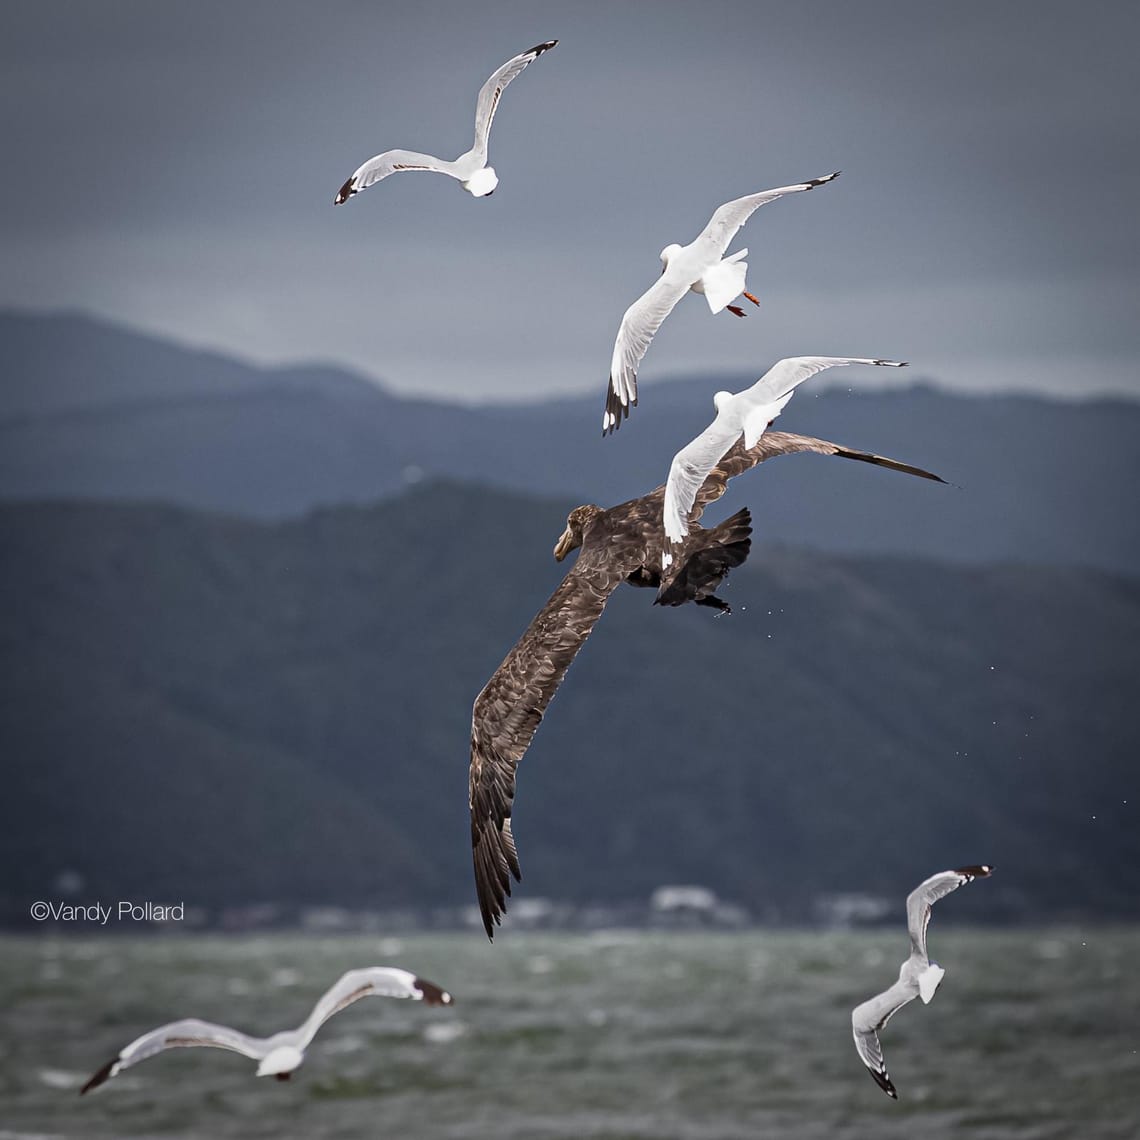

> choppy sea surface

[{"left": 0, "top": 929, "right": 1137, "bottom": 1139}]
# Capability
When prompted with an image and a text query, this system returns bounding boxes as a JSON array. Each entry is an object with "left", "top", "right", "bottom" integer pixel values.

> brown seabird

[{"left": 470, "top": 430, "right": 945, "bottom": 939}]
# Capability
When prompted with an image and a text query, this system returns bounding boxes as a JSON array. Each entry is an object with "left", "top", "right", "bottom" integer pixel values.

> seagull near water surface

[
  {"left": 80, "top": 967, "right": 451, "bottom": 1093},
  {"left": 662, "top": 357, "right": 943, "bottom": 547},
  {"left": 334, "top": 40, "right": 558, "bottom": 204},
  {"left": 469, "top": 431, "right": 945, "bottom": 940},
  {"left": 852, "top": 865, "right": 993, "bottom": 1098},
  {"left": 604, "top": 172, "right": 840, "bottom": 435}
]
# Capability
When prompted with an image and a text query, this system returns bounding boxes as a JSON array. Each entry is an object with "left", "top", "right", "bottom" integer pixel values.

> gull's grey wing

[
  {"left": 472, "top": 40, "right": 558, "bottom": 156},
  {"left": 663, "top": 415, "right": 743, "bottom": 544},
  {"left": 689, "top": 430, "right": 946, "bottom": 527},
  {"left": 471, "top": 545, "right": 629, "bottom": 939},
  {"left": 736, "top": 358, "right": 906, "bottom": 447},
  {"left": 334, "top": 149, "right": 458, "bottom": 204},
  {"left": 906, "top": 865, "right": 992, "bottom": 959},
  {"left": 604, "top": 274, "right": 690, "bottom": 434},
  {"left": 696, "top": 172, "right": 840, "bottom": 256},
  {"left": 851, "top": 978, "right": 917, "bottom": 1099},
  {"left": 80, "top": 1019, "right": 266, "bottom": 1094},
  {"left": 296, "top": 967, "right": 452, "bottom": 1049},
  {"left": 662, "top": 360, "right": 908, "bottom": 545}
]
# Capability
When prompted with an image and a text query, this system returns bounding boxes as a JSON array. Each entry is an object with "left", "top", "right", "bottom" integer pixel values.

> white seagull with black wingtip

[
  {"left": 851, "top": 865, "right": 993, "bottom": 1098},
  {"left": 662, "top": 357, "right": 925, "bottom": 550},
  {"left": 603, "top": 172, "right": 840, "bottom": 434},
  {"left": 333, "top": 40, "right": 557, "bottom": 204},
  {"left": 80, "top": 967, "right": 452, "bottom": 1094}
]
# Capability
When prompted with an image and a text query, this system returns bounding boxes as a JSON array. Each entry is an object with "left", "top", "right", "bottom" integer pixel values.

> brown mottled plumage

[{"left": 470, "top": 430, "right": 944, "bottom": 939}]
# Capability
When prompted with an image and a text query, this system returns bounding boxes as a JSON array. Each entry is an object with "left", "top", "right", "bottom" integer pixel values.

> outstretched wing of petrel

[
  {"left": 690, "top": 430, "right": 946, "bottom": 527},
  {"left": 470, "top": 544, "right": 627, "bottom": 939}
]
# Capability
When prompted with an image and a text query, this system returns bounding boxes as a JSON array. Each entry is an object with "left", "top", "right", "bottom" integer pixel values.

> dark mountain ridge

[
  {"left": 2, "top": 484, "right": 1136, "bottom": 925},
  {"left": 2, "top": 310, "right": 1138, "bottom": 572}
]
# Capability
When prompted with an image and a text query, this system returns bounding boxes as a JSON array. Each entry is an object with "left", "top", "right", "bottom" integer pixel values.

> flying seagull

[
  {"left": 80, "top": 967, "right": 452, "bottom": 1093},
  {"left": 469, "top": 432, "right": 945, "bottom": 940},
  {"left": 603, "top": 172, "right": 840, "bottom": 434},
  {"left": 663, "top": 357, "right": 936, "bottom": 545},
  {"left": 334, "top": 40, "right": 558, "bottom": 203},
  {"left": 852, "top": 865, "right": 993, "bottom": 1098}
]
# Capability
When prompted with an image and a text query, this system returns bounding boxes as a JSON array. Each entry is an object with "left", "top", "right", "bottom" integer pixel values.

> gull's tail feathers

[
  {"left": 701, "top": 255, "right": 749, "bottom": 315},
  {"left": 917, "top": 963, "right": 946, "bottom": 1004},
  {"left": 741, "top": 390, "right": 798, "bottom": 449}
]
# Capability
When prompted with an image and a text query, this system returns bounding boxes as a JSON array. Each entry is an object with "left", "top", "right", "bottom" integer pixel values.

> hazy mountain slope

[
  {"left": 2, "top": 486, "right": 1136, "bottom": 922},
  {"left": 1, "top": 311, "right": 1138, "bottom": 570}
]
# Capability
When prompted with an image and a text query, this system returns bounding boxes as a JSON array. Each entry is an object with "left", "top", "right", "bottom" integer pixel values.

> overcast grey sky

[{"left": 2, "top": 1, "right": 1137, "bottom": 402}]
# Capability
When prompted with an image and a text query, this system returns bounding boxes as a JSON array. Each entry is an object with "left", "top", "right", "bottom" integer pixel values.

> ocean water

[{"left": 0, "top": 929, "right": 1137, "bottom": 1139}]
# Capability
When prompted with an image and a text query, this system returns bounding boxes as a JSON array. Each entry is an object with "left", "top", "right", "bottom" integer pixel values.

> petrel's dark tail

[{"left": 656, "top": 508, "right": 752, "bottom": 609}]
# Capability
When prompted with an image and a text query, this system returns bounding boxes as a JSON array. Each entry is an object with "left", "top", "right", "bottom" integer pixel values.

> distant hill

[
  {"left": 2, "top": 485, "right": 1136, "bottom": 924},
  {"left": 1, "top": 310, "right": 1138, "bottom": 571}
]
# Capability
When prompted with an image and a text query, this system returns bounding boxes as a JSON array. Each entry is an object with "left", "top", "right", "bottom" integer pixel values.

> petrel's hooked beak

[{"left": 553, "top": 526, "right": 574, "bottom": 562}]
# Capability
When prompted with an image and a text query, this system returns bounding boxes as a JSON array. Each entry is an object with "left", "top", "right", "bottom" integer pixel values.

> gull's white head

[
  {"left": 659, "top": 243, "right": 684, "bottom": 270},
  {"left": 256, "top": 1045, "right": 305, "bottom": 1077},
  {"left": 463, "top": 167, "right": 499, "bottom": 197},
  {"left": 713, "top": 390, "right": 735, "bottom": 414}
]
